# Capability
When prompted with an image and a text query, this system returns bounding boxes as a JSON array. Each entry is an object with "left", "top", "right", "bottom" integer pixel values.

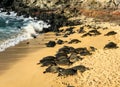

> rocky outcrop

[{"left": 18, "top": 0, "right": 120, "bottom": 10}]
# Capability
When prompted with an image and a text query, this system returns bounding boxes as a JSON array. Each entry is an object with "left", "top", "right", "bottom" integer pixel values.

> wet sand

[{"left": 0, "top": 16, "right": 120, "bottom": 87}]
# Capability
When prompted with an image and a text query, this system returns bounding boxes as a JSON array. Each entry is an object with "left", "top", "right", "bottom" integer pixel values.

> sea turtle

[
  {"left": 104, "top": 31, "right": 117, "bottom": 36},
  {"left": 72, "top": 65, "right": 90, "bottom": 73},
  {"left": 77, "top": 26, "right": 85, "bottom": 33},
  {"left": 46, "top": 41, "right": 56, "bottom": 47},
  {"left": 55, "top": 52, "right": 68, "bottom": 58},
  {"left": 81, "top": 33, "right": 92, "bottom": 37},
  {"left": 58, "top": 46, "right": 75, "bottom": 54},
  {"left": 68, "top": 39, "right": 81, "bottom": 44},
  {"left": 89, "top": 46, "right": 97, "bottom": 52},
  {"left": 69, "top": 53, "right": 83, "bottom": 63},
  {"left": 58, "top": 68, "right": 77, "bottom": 76},
  {"left": 43, "top": 65, "right": 62, "bottom": 73},
  {"left": 37, "top": 56, "right": 56, "bottom": 66},
  {"left": 104, "top": 42, "right": 118, "bottom": 49},
  {"left": 55, "top": 57, "right": 71, "bottom": 66},
  {"left": 88, "top": 30, "right": 101, "bottom": 36},
  {"left": 57, "top": 39, "right": 64, "bottom": 44},
  {"left": 75, "top": 47, "right": 92, "bottom": 56}
]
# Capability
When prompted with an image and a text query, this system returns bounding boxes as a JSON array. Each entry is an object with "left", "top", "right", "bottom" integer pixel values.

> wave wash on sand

[{"left": 0, "top": 9, "right": 50, "bottom": 52}]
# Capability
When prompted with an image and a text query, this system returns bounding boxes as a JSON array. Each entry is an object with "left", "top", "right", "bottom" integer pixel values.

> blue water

[{"left": 0, "top": 10, "right": 50, "bottom": 52}]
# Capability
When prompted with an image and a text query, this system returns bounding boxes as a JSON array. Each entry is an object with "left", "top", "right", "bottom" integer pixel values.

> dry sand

[{"left": 0, "top": 17, "right": 120, "bottom": 87}]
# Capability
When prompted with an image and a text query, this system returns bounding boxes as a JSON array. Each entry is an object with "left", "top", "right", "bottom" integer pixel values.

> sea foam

[{"left": 0, "top": 10, "right": 50, "bottom": 52}]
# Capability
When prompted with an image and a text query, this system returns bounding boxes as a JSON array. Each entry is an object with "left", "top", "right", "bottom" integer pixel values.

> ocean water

[{"left": 0, "top": 9, "right": 50, "bottom": 52}]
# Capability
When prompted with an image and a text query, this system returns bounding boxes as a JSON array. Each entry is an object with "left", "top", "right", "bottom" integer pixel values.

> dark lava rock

[
  {"left": 68, "top": 39, "right": 81, "bottom": 44},
  {"left": 104, "top": 31, "right": 117, "bottom": 36},
  {"left": 104, "top": 42, "right": 118, "bottom": 49},
  {"left": 69, "top": 53, "right": 83, "bottom": 63},
  {"left": 57, "top": 39, "right": 64, "bottom": 45},
  {"left": 38, "top": 13, "right": 72, "bottom": 32},
  {"left": 58, "top": 68, "right": 77, "bottom": 76},
  {"left": 6, "top": 11, "right": 10, "bottom": 15},
  {"left": 43, "top": 65, "right": 62, "bottom": 73},
  {"left": 75, "top": 47, "right": 91, "bottom": 56},
  {"left": 46, "top": 41, "right": 56, "bottom": 47},
  {"left": 72, "top": 65, "right": 90, "bottom": 73}
]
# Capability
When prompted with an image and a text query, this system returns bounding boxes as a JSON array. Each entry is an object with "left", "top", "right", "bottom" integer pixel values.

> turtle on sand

[
  {"left": 69, "top": 53, "right": 83, "bottom": 63},
  {"left": 58, "top": 68, "right": 77, "bottom": 76},
  {"left": 43, "top": 65, "right": 63, "bottom": 73},
  {"left": 104, "top": 31, "right": 117, "bottom": 36},
  {"left": 104, "top": 42, "right": 118, "bottom": 49},
  {"left": 72, "top": 65, "right": 90, "bottom": 73},
  {"left": 68, "top": 39, "right": 81, "bottom": 44}
]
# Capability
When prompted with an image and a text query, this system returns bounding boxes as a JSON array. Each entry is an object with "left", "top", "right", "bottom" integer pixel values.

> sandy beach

[{"left": 0, "top": 16, "right": 120, "bottom": 87}]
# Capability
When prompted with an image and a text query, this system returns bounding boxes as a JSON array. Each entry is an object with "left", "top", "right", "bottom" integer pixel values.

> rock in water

[{"left": 46, "top": 41, "right": 56, "bottom": 47}]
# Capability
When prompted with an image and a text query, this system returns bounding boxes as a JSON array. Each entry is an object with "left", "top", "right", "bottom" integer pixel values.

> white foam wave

[{"left": 0, "top": 11, "right": 51, "bottom": 52}]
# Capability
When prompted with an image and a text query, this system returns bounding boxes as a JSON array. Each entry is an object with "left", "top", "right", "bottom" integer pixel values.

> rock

[
  {"left": 69, "top": 53, "right": 83, "bottom": 63},
  {"left": 72, "top": 65, "right": 90, "bottom": 73},
  {"left": 26, "top": 42, "right": 30, "bottom": 44},
  {"left": 58, "top": 68, "right": 77, "bottom": 76},
  {"left": 57, "top": 39, "right": 64, "bottom": 45},
  {"left": 6, "top": 11, "right": 10, "bottom": 15},
  {"left": 105, "top": 31, "right": 117, "bottom": 36},
  {"left": 43, "top": 65, "right": 62, "bottom": 73},
  {"left": 104, "top": 42, "right": 118, "bottom": 49},
  {"left": 75, "top": 47, "right": 92, "bottom": 56},
  {"left": 68, "top": 39, "right": 81, "bottom": 44},
  {"left": 31, "top": 34, "right": 37, "bottom": 38},
  {"left": 46, "top": 41, "right": 56, "bottom": 47}
]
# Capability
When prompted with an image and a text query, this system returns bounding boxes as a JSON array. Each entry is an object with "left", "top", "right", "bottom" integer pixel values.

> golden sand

[{"left": 0, "top": 17, "right": 120, "bottom": 87}]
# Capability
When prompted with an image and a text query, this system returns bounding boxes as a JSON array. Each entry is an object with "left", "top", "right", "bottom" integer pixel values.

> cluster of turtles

[
  {"left": 39, "top": 23, "right": 119, "bottom": 77},
  {"left": 37, "top": 46, "right": 93, "bottom": 76},
  {"left": 45, "top": 38, "right": 81, "bottom": 47}
]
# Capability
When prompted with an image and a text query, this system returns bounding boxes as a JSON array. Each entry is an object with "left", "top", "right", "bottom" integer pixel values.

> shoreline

[{"left": 0, "top": 16, "right": 120, "bottom": 87}]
